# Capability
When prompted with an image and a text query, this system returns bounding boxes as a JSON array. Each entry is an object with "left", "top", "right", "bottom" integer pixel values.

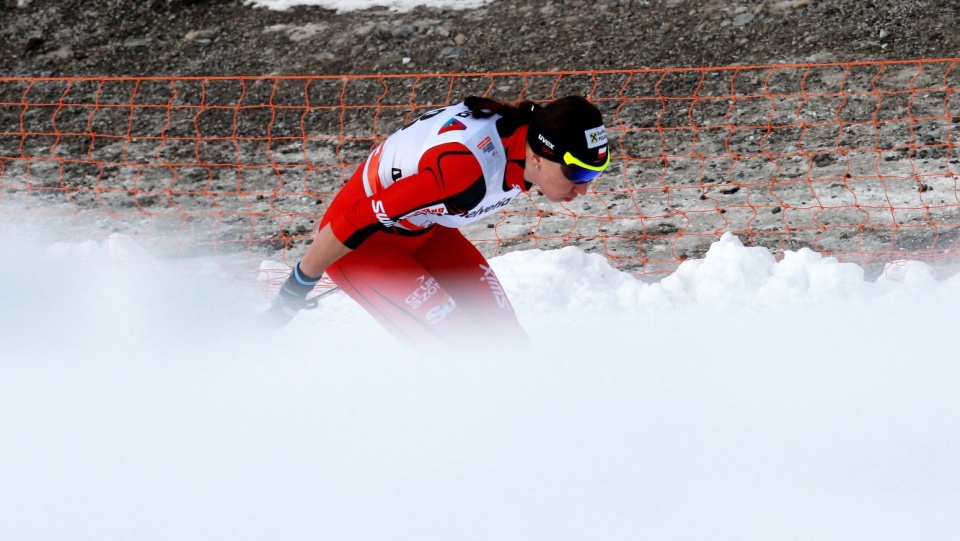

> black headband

[
  {"left": 526, "top": 121, "right": 566, "bottom": 163},
  {"left": 527, "top": 119, "right": 608, "bottom": 167}
]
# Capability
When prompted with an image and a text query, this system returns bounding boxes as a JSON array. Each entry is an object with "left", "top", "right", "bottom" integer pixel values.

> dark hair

[
  {"left": 463, "top": 96, "right": 541, "bottom": 124},
  {"left": 463, "top": 95, "right": 601, "bottom": 132},
  {"left": 464, "top": 96, "right": 607, "bottom": 167}
]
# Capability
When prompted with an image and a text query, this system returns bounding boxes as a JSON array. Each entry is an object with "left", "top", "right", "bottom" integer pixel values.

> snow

[
  {"left": 2, "top": 229, "right": 960, "bottom": 540},
  {"left": 244, "top": 0, "right": 493, "bottom": 13}
]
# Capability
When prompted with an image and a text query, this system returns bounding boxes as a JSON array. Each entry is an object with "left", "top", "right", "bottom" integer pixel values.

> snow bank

[{"left": 3, "top": 233, "right": 959, "bottom": 541}]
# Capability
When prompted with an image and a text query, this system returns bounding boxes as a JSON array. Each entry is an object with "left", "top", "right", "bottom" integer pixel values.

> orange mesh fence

[{"left": 4, "top": 59, "right": 960, "bottom": 280}]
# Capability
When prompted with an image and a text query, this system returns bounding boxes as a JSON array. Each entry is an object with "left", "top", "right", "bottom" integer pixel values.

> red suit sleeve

[{"left": 327, "top": 142, "right": 484, "bottom": 248}]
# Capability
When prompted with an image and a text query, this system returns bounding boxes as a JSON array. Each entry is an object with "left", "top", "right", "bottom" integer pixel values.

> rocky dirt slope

[{"left": 2, "top": 0, "right": 960, "bottom": 78}]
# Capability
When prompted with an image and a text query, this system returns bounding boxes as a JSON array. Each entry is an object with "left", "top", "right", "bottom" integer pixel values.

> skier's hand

[{"left": 258, "top": 264, "right": 321, "bottom": 331}]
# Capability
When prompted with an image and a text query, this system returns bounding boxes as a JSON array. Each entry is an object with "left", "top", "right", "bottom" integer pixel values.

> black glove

[{"left": 259, "top": 263, "right": 321, "bottom": 330}]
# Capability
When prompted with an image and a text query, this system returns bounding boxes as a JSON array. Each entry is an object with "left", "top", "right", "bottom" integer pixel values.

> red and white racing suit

[{"left": 319, "top": 103, "right": 532, "bottom": 345}]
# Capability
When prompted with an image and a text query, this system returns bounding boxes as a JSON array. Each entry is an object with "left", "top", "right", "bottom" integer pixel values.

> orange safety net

[{"left": 3, "top": 59, "right": 960, "bottom": 280}]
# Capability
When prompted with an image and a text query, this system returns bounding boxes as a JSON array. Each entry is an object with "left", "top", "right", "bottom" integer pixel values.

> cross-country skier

[{"left": 262, "top": 95, "right": 610, "bottom": 346}]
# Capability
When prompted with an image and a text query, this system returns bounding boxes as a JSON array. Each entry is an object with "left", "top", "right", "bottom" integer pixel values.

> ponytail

[{"left": 463, "top": 96, "right": 540, "bottom": 125}]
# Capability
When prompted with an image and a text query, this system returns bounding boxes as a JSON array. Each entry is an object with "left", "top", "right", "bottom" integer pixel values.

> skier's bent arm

[{"left": 261, "top": 224, "right": 351, "bottom": 329}]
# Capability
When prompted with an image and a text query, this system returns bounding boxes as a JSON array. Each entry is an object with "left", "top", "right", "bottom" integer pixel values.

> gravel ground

[{"left": 2, "top": 0, "right": 960, "bottom": 78}]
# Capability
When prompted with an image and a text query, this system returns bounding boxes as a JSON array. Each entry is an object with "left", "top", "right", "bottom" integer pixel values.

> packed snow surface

[{"left": 2, "top": 231, "right": 959, "bottom": 540}]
